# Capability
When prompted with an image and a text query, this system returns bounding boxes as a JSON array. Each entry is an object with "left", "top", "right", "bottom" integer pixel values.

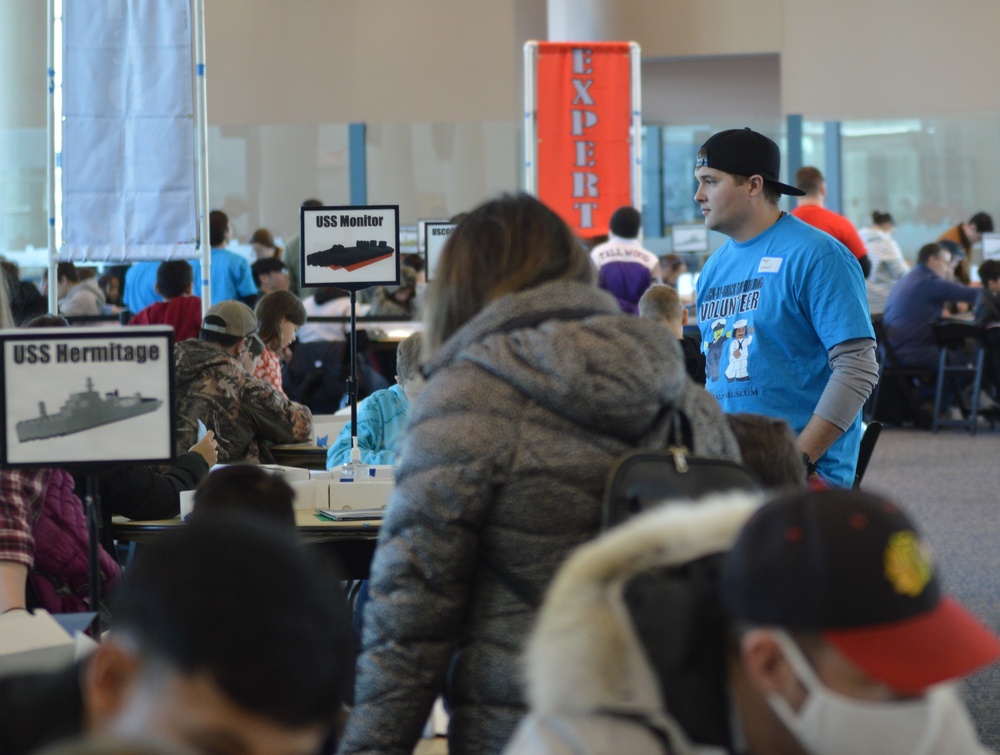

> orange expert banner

[{"left": 536, "top": 42, "right": 633, "bottom": 238}]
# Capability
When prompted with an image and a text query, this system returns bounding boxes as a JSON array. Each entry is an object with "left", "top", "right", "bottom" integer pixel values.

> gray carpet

[{"left": 860, "top": 424, "right": 1000, "bottom": 746}]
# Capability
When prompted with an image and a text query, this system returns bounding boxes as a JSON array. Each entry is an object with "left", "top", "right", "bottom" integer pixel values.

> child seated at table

[
  {"left": 128, "top": 260, "right": 202, "bottom": 341},
  {"left": 191, "top": 464, "right": 296, "bottom": 528},
  {"left": 326, "top": 332, "right": 423, "bottom": 468},
  {"left": 638, "top": 283, "right": 706, "bottom": 383}
]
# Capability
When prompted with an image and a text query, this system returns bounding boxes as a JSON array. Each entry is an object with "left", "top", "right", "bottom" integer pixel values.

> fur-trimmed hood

[{"left": 523, "top": 492, "right": 762, "bottom": 718}]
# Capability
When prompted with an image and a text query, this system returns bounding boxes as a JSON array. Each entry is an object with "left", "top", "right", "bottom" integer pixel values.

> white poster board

[
  {"left": 423, "top": 221, "right": 458, "bottom": 282},
  {"left": 982, "top": 233, "right": 1000, "bottom": 261},
  {"left": 300, "top": 205, "right": 400, "bottom": 288},
  {"left": 0, "top": 327, "right": 174, "bottom": 468},
  {"left": 417, "top": 219, "right": 447, "bottom": 254},
  {"left": 60, "top": 0, "right": 198, "bottom": 261}
]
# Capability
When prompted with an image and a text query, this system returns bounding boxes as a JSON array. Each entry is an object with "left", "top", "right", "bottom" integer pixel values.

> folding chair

[
  {"left": 869, "top": 316, "right": 936, "bottom": 428},
  {"left": 853, "top": 421, "right": 882, "bottom": 489},
  {"left": 931, "top": 321, "right": 990, "bottom": 434}
]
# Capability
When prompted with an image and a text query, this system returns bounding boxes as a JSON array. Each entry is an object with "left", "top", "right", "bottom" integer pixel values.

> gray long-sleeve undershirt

[{"left": 815, "top": 337, "right": 879, "bottom": 431}]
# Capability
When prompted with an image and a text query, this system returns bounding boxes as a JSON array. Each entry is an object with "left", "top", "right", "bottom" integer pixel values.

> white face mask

[{"left": 765, "top": 630, "right": 990, "bottom": 755}]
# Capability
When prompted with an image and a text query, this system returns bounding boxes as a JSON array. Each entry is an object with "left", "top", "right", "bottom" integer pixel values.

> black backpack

[{"left": 282, "top": 340, "right": 349, "bottom": 414}]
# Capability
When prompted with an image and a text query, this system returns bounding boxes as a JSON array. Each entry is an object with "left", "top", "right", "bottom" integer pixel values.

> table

[
  {"left": 270, "top": 444, "right": 329, "bottom": 470},
  {"left": 113, "top": 510, "right": 381, "bottom": 578}
]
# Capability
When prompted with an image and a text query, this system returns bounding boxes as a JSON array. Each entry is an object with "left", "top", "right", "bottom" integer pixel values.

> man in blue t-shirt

[
  {"left": 694, "top": 128, "right": 877, "bottom": 487},
  {"left": 193, "top": 210, "right": 258, "bottom": 307}
]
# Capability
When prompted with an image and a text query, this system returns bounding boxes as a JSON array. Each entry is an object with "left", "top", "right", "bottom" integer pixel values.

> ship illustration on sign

[
  {"left": 16, "top": 377, "right": 163, "bottom": 442},
  {"left": 307, "top": 240, "right": 395, "bottom": 272}
]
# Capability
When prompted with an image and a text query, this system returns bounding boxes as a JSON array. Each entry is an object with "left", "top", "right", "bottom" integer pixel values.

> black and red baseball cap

[
  {"left": 721, "top": 489, "right": 1000, "bottom": 693},
  {"left": 697, "top": 128, "right": 805, "bottom": 197}
]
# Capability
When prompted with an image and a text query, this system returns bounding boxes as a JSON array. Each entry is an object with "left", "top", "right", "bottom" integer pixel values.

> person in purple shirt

[{"left": 882, "top": 242, "right": 980, "bottom": 370}]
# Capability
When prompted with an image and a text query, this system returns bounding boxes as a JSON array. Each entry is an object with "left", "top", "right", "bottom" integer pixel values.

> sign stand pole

[
  {"left": 348, "top": 289, "right": 358, "bottom": 439},
  {"left": 338, "top": 284, "right": 370, "bottom": 480}
]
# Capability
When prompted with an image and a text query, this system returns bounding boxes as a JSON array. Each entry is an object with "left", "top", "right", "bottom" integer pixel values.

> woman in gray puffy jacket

[{"left": 338, "top": 194, "right": 740, "bottom": 755}]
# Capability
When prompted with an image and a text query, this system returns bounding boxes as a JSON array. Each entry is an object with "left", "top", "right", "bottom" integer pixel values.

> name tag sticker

[{"left": 758, "top": 257, "right": 783, "bottom": 273}]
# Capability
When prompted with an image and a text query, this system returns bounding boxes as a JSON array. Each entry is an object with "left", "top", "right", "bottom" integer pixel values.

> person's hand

[{"left": 190, "top": 429, "right": 219, "bottom": 467}]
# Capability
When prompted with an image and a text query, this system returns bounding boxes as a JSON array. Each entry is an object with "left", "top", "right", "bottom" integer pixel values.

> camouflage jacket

[{"left": 173, "top": 339, "right": 312, "bottom": 463}]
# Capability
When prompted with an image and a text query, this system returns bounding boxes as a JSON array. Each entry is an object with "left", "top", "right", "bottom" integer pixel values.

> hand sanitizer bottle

[{"left": 340, "top": 437, "right": 369, "bottom": 482}]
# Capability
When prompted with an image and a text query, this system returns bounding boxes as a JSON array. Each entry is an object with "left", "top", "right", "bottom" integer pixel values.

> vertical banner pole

[
  {"left": 192, "top": 0, "right": 211, "bottom": 312},
  {"left": 630, "top": 42, "right": 643, "bottom": 213},
  {"left": 523, "top": 41, "right": 538, "bottom": 195},
  {"left": 46, "top": 0, "right": 58, "bottom": 314}
]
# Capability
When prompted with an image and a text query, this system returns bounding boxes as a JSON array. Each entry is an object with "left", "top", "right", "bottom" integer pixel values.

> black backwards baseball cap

[
  {"left": 697, "top": 128, "right": 806, "bottom": 197},
  {"left": 721, "top": 489, "right": 1000, "bottom": 693}
]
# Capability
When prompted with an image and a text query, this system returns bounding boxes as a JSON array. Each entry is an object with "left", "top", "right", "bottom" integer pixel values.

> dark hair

[
  {"left": 970, "top": 212, "right": 994, "bottom": 234},
  {"left": 725, "top": 413, "right": 807, "bottom": 493},
  {"left": 249, "top": 228, "right": 276, "bottom": 248},
  {"left": 917, "top": 242, "right": 945, "bottom": 266},
  {"left": 251, "top": 257, "right": 288, "bottom": 289},
  {"left": 794, "top": 166, "right": 824, "bottom": 195},
  {"left": 109, "top": 513, "right": 353, "bottom": 728},
  {"left": 98, "top": 271, "right": 121, "bottom": 302},
  {"left": 871, "top": 210, "right": 894, "bottom": 226},
  {"left": 209, "top": 210, "right": 230, "bottom": 248},
  {"left": 423, "top": 193, "right": 594, "bottom": 355},
  {"left": 200, "top": 317, "right": 243, "bottom": 348},
  {"left": 192, "top": 465, "right": 296, "bottom": 528},
  {"left": 661, "top": 253, "right": 685, "bottom": 273},
  {"left": 979, "top": 259, "right": 1000, "bottom": 285},
  {"left": 255, "top": 290, "right": 307, "bottom": 351},
  {"left": 23, "top": 313, "right": 70, "bottom": 328},
  {"left": 402, "top": 253, "right": 425, "bottom": 275},
  {"left": 696, "top": 147, "right": 781, "bottom": 205},
  {"left": 57, "top": 262, "right": 79, "bottom": 284},
  {"left": 0, "top": 260, "right": 19, "bottom": 281},
  {"left": 314, "top": 286, "right": 349, "bottom": 306},
  {"left": 155, "top": 260, "right": 193, "bottom": 299},
  {"left": 609, "top": 206, "right": 641, "bottom": 238},
  {"left": 301, "top": 198, "right": 324, "bottom": 209}
]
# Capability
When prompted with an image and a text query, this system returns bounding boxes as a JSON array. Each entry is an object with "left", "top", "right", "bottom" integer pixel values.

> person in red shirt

[
  {"left": 791, "top": 166, "right": 871, "bottom": 277},
  {"left": 128, "top": 260, "right": 203, "bottom": 341}
]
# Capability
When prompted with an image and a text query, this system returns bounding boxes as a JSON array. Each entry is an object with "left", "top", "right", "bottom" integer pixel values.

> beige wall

[
  {"left": 643, "top": 55, "right": 781, "bottom": 123},
  {"left": 208, "top": 0, "right": 544, "bottom": 125},
  {"left": 548, "top": 0, "right": 1000, "bottom": 120},
  {"left": 781, "top": 0, "right": 1000, "bottom": 118},
  {"left": 10, "top": 0, "right": 1000, "bottom": 128},
  {"left": 0, "top": 1, "right": 46, "bottom": 128},
  {"left": 548, "top": 0, "right": 783, "bottom": 58}
]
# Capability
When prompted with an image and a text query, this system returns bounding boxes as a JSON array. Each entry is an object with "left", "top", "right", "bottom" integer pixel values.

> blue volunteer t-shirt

[
  {"left": 194, "top": 248, "right": 257, "bottom": 304},
  {"left": 122, "top": 261, "right": 163, "bottom": 313},
  {"left": 695, "top": 214, "right": 873, "bottom": 487}
]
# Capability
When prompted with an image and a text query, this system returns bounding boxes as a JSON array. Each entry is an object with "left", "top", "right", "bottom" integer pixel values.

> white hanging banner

[{"left": 60, "top": 0, "right": 198, "bottom": 262}]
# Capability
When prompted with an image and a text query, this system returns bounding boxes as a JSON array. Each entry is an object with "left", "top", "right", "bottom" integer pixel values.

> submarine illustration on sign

[
  {"left": 16, "top": 377, "right": 163, "bottom": 442},
  {"left": 306, "top": 240, "right": 395, "bottom": 272}
]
